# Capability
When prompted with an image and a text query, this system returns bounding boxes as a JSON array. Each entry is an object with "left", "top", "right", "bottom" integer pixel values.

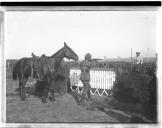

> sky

[{"left": 5, "top": 11, "right": 157, "bottom": 60}]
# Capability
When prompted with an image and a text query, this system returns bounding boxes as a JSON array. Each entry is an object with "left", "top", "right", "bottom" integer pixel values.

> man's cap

[
  {"left": 136, "top": 52, "right": 140, "bottom": 55},
  {"left": 85, "top": 53, "right": 92, "bottom": 59}
]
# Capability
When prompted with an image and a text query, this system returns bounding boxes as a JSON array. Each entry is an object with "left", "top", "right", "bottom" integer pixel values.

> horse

[{"left": 12, "top": 42, "right": 79, "bottom": 103}]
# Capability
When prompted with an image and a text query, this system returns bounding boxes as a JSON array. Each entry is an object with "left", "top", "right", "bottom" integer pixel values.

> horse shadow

[
  {"left": 14, "top": 74, "right": 68, "bottom": 98},
  {"left": 14, "top": 81, "right": 44, "bottom": 98}
]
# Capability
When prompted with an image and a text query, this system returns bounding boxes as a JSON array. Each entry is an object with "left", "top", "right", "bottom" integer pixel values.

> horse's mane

[{"left": 50, "top": 47, "right": 64, "bottom": 58}]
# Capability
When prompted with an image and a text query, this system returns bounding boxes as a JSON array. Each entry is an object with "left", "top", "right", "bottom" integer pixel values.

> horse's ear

[{"left": 64, "top": 42, "right": 67, "bottom": 47}]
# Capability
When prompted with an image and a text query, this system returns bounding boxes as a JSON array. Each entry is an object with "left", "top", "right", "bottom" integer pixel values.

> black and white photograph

[{"left": 0, "top": 1, "right": 161, "bottom": 127}]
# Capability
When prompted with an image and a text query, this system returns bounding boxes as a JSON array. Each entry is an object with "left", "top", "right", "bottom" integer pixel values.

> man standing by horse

[{"left": 78, "top": 53, "right": 94, "bottom": 105}]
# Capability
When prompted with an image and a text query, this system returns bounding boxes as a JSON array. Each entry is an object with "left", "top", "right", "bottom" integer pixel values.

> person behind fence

[
  {"left": 133, "top": 52, "right": 143, "bottom": 73},
  {"left": 135, "top": 52, "right": 143, "bottom": 65},
  {"left": 78, "top": 53, "right": 94, "bottom": 105}
]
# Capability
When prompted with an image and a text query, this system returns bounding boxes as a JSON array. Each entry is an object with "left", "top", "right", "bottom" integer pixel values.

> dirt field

[{"left": 6, "top": 77, "right": 123, "bottom": 123}]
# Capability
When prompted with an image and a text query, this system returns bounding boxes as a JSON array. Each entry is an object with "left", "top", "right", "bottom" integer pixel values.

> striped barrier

[{"left": 70, "top": 67, "right": 116, "bottom": 96}]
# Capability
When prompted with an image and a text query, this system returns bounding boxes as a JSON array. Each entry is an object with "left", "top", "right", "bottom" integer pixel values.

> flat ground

[{"left": 6, "top": 68, "right": 126, "bottom": 123}]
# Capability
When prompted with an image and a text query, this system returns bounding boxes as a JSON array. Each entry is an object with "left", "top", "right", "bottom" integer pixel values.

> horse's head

[{"left": 63, "top": 42, "right": 79, "bottom": 61}]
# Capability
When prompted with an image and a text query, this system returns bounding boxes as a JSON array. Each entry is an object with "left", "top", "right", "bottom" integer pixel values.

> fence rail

[{"left": 70, "top": 67, "right": 116, "bottom": 96}]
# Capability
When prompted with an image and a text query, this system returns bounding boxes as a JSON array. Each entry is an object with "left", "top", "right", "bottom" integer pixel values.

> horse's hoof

[
  {"left": 42, "top": 98, "right": 47, "bottom": 104},
  {"left": 21, "top": 98, "right": 26, "bottom": 103},
  {"left": 21, "top": 98, "right": 26, "bottom": 101},
  {"left": 22, "top": 100, "right": 27, "bottom": 103},
  {"left": 78, "top": 102, "right": 85, "bottom": 106},
  {"left": 42, "top": 100, "right": 47, "bottom": 104},
  {"left": 49, "top": 96, "right": 56, "bottom": 102}
]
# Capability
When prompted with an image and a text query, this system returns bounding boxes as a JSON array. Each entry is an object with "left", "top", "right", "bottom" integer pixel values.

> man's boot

[
  {"left": 78, "top": 93, "right": 85, "bottom": 105},
  {"left": 87, "top": 90, "right": 92, "bottom": 101}
]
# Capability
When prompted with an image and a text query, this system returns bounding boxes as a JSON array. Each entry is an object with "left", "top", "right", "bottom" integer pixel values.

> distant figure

[
  {"left": 135, "top": 52, "right": 143, "bottom": 65},
  {"left": 78, "top": 53, "right": 94, "bottom": 105}
]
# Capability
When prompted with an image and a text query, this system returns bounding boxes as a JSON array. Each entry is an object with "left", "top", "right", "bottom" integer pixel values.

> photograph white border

[{"left": 0, "top": 3, "right": 161, "bottom": 128}]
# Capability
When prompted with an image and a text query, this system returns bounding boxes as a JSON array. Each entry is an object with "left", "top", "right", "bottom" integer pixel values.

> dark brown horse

[{"left": 12, "top": 42, "right": 79, "bottom": 103}]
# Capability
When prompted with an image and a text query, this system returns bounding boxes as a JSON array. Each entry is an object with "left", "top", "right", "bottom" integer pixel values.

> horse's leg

[
  {"left": 19, "top": 78, "right": 23, "bottom": 98},
  {"left": 23, "top": 77, "right": 28, "bottom": 99},
  {"left": 64, "top": 77, "right": 67, "bottom": 93},
  {"left": 42, "top": 79, "right": 49, "bottom": 103},
  {"left": 19, "top": 77, "right": 27, "bottom": 101},
  {"left": 66, "top": 78, "right": 71, "bottom": 93},
  {"left": 49, "top": 79, "right": 55, "bottom": 102}
]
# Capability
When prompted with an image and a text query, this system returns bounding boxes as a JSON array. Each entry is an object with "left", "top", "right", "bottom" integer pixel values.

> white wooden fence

[{"left": 70, "top": 67, "right": 116, "bottom": 96}]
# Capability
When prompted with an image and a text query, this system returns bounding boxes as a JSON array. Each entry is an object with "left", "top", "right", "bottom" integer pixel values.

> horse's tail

[{"left": 12, "top": 62, "right": 18, "bottom": 80}]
